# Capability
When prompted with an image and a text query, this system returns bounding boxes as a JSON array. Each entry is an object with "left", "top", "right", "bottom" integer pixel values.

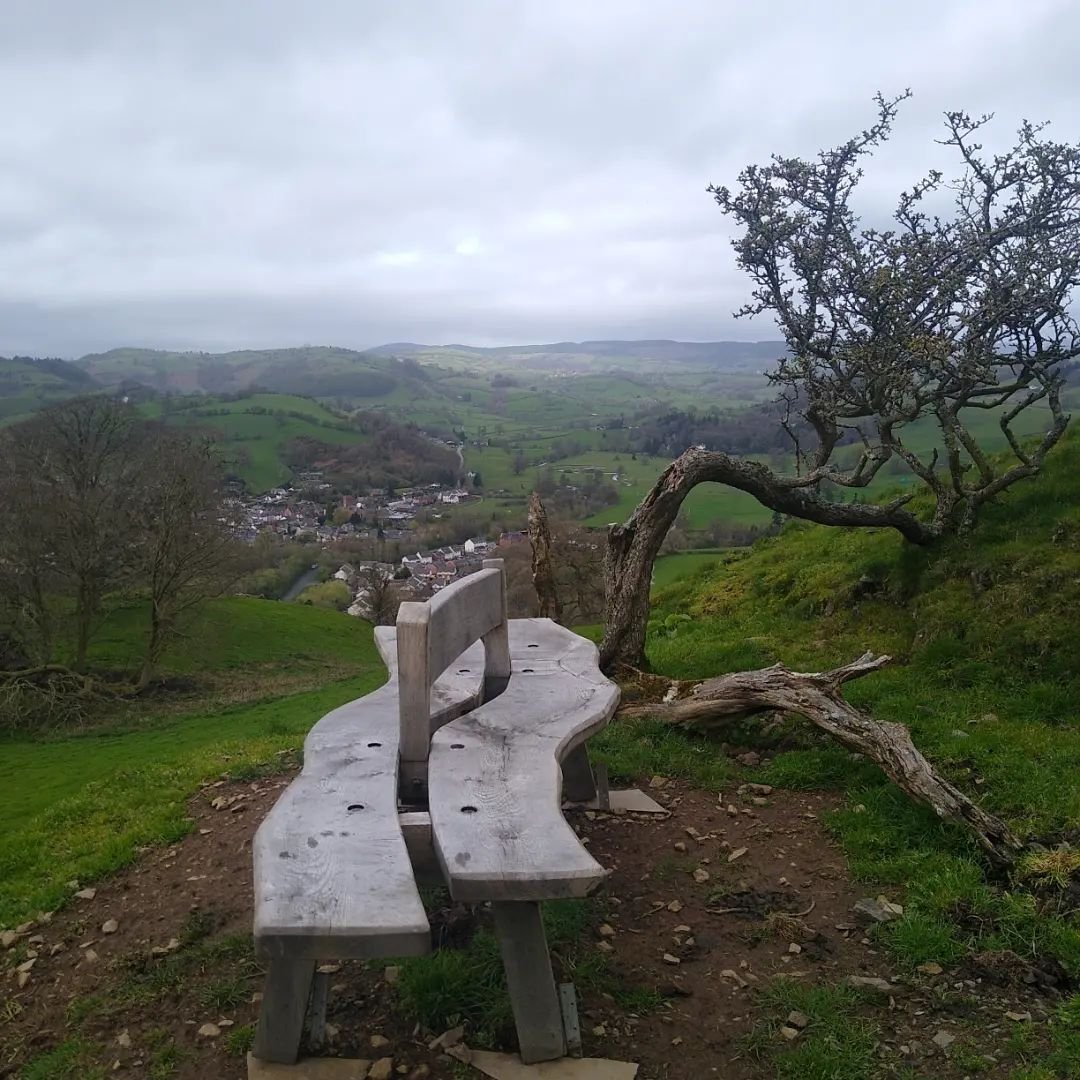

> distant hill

[
  {"left": 76, "top": 345, "right": 415, "bottom": 399},
  {"left": 0, "top": 355, "right": 99, "bottom": 423},
  {"left": 367, "top": 339, "right": 785, "bottom": 373},
  {"left": 75, "top": 339, "right": 784, "bottom": 393},
  {"left": 149, "top": 391, "right": 458, "bottom": 493}
]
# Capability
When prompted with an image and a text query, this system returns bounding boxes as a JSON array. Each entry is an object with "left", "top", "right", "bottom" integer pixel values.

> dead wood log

[
  {"left": 527, "top": 491, "right": 562, "bottom": 622},
  {"left": 621, "top": 652, "right": 1023, "bottom": 869}
]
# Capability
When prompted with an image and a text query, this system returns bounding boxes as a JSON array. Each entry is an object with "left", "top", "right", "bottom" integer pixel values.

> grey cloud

[{"left": 1, "top": 0, "right": 1078, "bottom": 356}]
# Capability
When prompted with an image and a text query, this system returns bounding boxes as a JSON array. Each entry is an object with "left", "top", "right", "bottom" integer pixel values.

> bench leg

[
  {"left": 561, "top": 743, "right": 597, "bottom": 803},
  {"left": 252, "top": 958, "right": 316, "bottom": 1064},
  {"left": 492, "top": 901, "right": 566, "bottom": 1064}
]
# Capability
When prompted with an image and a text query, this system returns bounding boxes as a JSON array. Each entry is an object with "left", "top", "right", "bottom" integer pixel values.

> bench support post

[
  {"left": 492, "top": 901, "right": 566, "bottom": 1064},
  {"left": 561, "top": 743, "right": 597, "bottom": 802},
  {"left": 253, "top": 958, "right": 316, "bottom": 1064}
]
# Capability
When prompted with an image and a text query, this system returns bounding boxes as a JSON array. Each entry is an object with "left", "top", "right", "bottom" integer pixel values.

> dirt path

[{"left": 0, "top": 769, "right": 1067, "bottom": 1079}]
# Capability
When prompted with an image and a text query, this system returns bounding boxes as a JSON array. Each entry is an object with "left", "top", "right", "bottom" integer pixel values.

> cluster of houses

[
  {"left": 232, "top": 479, "right": 480, "bottom": 546},
  {"left": 332, "top": 531, "right": 528, "bottom": 616}
]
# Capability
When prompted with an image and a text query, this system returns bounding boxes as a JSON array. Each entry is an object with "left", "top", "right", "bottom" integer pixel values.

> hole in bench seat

[
  {"left": 347, "top": 803, "right": 365, "bottom": 812},
  {"left": 521, "top": 668, "right": 534, "bottom": 673},
  {"left": 527, "top": 643, "right": 538, "bottom": 648},
  {"left": 458, "top": 668, "right": 471, "bottom": 673},
  {"left": 450, "top": 743, "right": 465, "bottom": 749},
  {"left": 367, "top": 742, "right": 381, "bottom": 748},
  {"left": 461, "top": 805, "right": 478, "bottom": 813}
]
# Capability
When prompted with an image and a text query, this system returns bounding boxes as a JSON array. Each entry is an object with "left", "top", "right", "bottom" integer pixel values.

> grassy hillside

[
  {"left": 0, "top": 355, "right": 99, "bottom": 424},
  {"left": 0, "top": 598, "right": 382, "bottom": 924},
  {"left": 646, "top": 426, "right": 1080, "bottom": 979},
  {"left": 146, "top": 392, "right": 366, "bottom": 491}
]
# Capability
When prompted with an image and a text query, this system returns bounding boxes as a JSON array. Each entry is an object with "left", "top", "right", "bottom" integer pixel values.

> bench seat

[
  {"left": 253, "top": 629, "right": 484, "bottom": 960},
  {"left": 429, "top": 620, "right": 619, "bottom": 902}
]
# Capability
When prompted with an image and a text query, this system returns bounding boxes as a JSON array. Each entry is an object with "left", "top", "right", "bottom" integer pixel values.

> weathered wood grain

[
  {"left": 253, "top": 634, "right": 485, "bottom": 960},
  {"left": 429, "top": 620, "right": 620, "bottom": 902}
]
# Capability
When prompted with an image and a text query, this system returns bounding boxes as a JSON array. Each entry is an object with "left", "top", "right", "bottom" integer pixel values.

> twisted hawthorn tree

[{"left": 600, "top": 92, "right": 1080, "bottom": 671}]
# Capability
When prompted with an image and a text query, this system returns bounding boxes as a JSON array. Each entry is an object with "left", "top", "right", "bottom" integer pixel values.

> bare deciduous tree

[
  {"left": 354, "top": 564, "right": 402, "bottom": 626},
  {"left": 2, "top": 397, "right": 145, "bottom": 670},
  {"left": 602, "top": 94, "right": 1080, "bottom": 670},
  {"left": 133, "top": 430, "right": 242, "bottom": 689}
]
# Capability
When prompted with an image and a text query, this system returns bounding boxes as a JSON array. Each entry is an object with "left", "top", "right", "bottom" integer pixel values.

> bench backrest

[{"left": 396, "top": 559, "right": 510, "bottom": 797}]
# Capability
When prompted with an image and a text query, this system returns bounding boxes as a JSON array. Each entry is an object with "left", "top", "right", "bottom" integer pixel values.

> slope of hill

[
  {"left": 77, "top": 345, "right": 415, "bottom": 400},
  {"left": 647, "top": 426, "right": 1080, "bottom": 979},
  {"left": 0, "top": 354, "right": 99, "bottom": 422},
  {"left": 150, "top": 392, "right": 457, "bottom": 492},
  {"left": 368, "top": 338, "right": 785, "bottom": 373}
]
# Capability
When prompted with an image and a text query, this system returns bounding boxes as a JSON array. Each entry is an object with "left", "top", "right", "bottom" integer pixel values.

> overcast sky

[{"left": 1, "top": 0, "right": 1078, "bottom": 357}]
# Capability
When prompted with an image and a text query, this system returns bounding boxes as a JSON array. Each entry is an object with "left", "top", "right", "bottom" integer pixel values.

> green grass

[
  {"left": 393, "top": 897, "right": 661, "bottom": 1049},
  {"left": 83, "top": 595, "right": 374, "bottom": 675},
  {"left": 18, "top": 1040, "right": 107, "bottom": 1080},
  {"left": 643, "top": 426, "right": 1080, "bottom": 982},
  {"left": 652, "top": 550, "right": 729, "bottom": 590},
  {"left": 144, "top": 392, "right": 367, "bottom": 491},
  {"left": 744, "top": 981, "right": 880, "bottom": 1080},
  {"left": 0, "top": 599, "right": 384, "bottom": 927}
]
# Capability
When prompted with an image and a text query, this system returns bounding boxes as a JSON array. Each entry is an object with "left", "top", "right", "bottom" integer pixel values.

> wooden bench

[{"left": 252, "top": 560, "right": 620, "bottom": 1066}]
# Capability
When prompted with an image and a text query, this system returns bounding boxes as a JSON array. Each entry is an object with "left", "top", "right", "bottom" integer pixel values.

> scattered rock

[
  {"left": 383, "top": 965, "right": 400, "bottom": 985},
  {"left": 779, "top": 1025, "right": 801, "bottom": 1040},
  {"left": 736, "top": 751, "right": 761, "bottom": 767},
  {"left": 370, "top": 1034, "right": 391, "bottom": 1050},
  {"left": 197, "top": 1023, "right": 221, "bottom": 1038},
  {"left": 428, "top": 1026, "right": 464, "bottom": 1051},
  {"left": 16, "top": 958, "right": 36, "bottom": 974},
  {"left": 727, "top": 847, "right": 748, "bottom": 863},
  {"left": 408, "top": 1067, "right": 431, "bottom": 1080},
  {"left": 786, "top": 1011, "right": 810, "bottom": 1030},
  {"left": 1005, "top": 1011, "right": 1032, "bottom": 1022},
  {"left": 73, "top": 888, "right": 97, "bottom": 901},
  {"left": 673, "top": 924, "right": 692, "bottom": 933},
  {"left": 101, "top": 919, "right": 118, "bottom": 935},
  {"left": 692, "top": 868, "right": 710, "bottom": 884},
  {"left": 787, "top": 943, "right": 802, "bottom": 955},
  {"left": 595, "top": 940, "right": 614, "bottom": 953},
  {"left": 592, "top": 1024, "right": 607, "bottom": 1037},
  {"left": 672, "top": 841, "right": 687, "bottom": 853},
  {"left": 1, "top": 931, "right": 18, "bottom": 949},
  {"left": 83, "top": 948, "right": 99, "bottom": 964},
  {"left": 116, "top": 1031, "right": 132, "bottom": 1049},
  {"left": 662, "top": 953, "right": 681, "bottom": 965},
  {"left": 853, "top": 896, "right": 903, "bottom": 923},
  {"left": 666, "top": 899, "right": 683, "bottom": 913},
  {"left": 932, "top": 1030, "right": 956, "bottom": 1050},
  {"left": 598, "top": 923, "right": 616, "bottom": 938},
  {"left": 916, "top": 962, "right": 943, "bottom": 976},
  {"left": 323, "top": 1023, "right": 340, "bottom": 1041},
  {"left": 369, "top": 1058, "right": 394, "bottom": 1080},
  {"left": 846, "top": 976, "right": 898, "bottom": 995},
  {"left": 16, "top": 970, "right": 31, "bottom": 989}
]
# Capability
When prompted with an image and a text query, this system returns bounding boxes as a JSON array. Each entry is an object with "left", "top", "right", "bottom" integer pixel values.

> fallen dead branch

[{"left": 620, "top": 652, "right": 1024, "bottom": 869}]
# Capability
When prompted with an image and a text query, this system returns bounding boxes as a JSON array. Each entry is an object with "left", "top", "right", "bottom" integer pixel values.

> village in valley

[{"left": 232, "top": 472, "right": 526, "bottom": 617}]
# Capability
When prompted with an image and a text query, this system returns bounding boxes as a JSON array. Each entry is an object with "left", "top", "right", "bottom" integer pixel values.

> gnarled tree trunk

[
  {"left": 622, "top": 652, "right": 1023, "bottom": 869},
  {"left": 599, "top": 448, "right": 937, "bottom": 671},
  {"left": 527, "top": 492, "right": 562, "bottom": 622}
]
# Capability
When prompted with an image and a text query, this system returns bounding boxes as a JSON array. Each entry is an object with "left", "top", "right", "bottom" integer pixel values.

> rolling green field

[
  {"left": 651, "top": 550, "right": 729, "bottom": 589},
  {"left": 143, "top": 393, "right": 366, "bottom": 491},
  {"left": 0, "top": 598, "right": 382, "bottom": 924}
]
